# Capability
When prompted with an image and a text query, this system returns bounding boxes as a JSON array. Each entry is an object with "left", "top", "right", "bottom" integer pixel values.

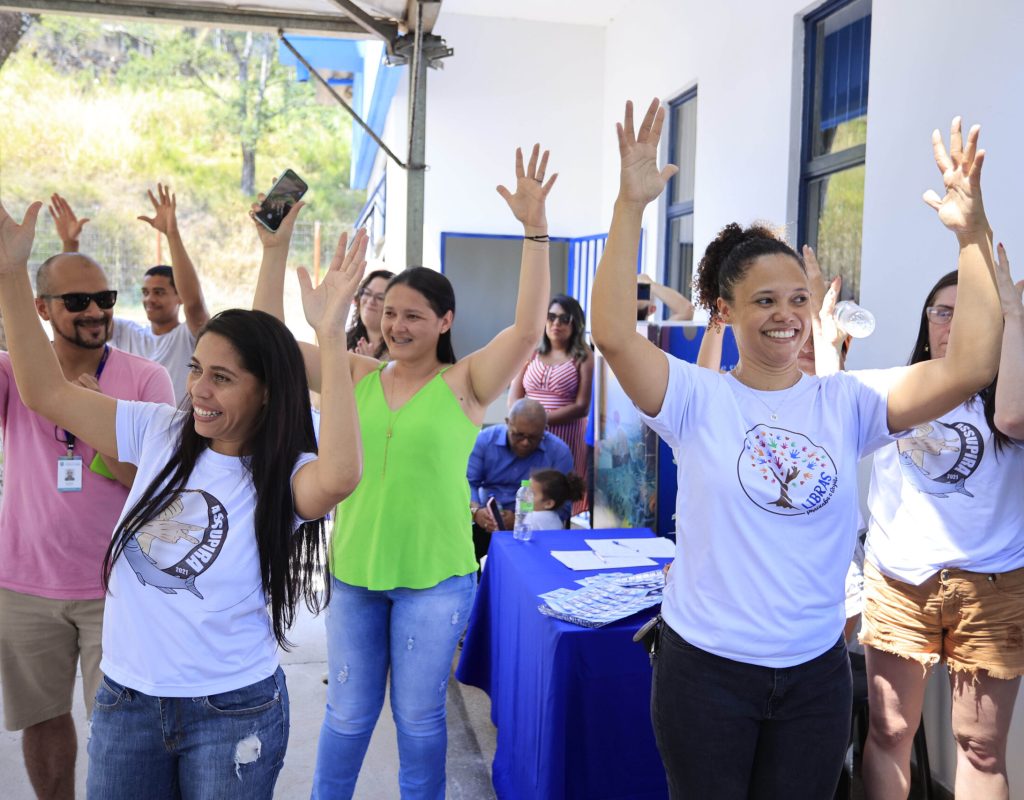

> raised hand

[
  {"left": 48, "top": 193, "right": 89, "bottom": 248},
  {"left": 995, "top": 243, "right": 1024, "bottom": 314},
  {"left": 0, "top": 199, "right": 42, "bottom": 272},
  {"left": 923, "top": 117, "right": 988, "bottom": 238},
  {"left": 299, "top": 228, "right": 369, "bottom": 340},
  {"left": 137, "top": 183, "right": 178, "bottom": 235},
  {"left": 496, "top": 144, "right": 558, "bottom": 232},
  {"left": 250, "top": 191, "right": 305, "bottom": 250},
  {"left": 802, "top": 245, "right": 828, "bottom": 316},
  {"left": 811, "top": 275, "right": 845, "bottom": 375},
  {"left": 353, "top": 337, "right": 375, "bottom": 357},
  {"left": 617, "top": 99, "right": 678, "bottom": 207}
]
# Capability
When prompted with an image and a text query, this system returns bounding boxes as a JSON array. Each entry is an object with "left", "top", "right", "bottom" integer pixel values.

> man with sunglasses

[
  {"left": 50, "top": 187, "right": 209, "bottom": 404},
  {"left": 0, "top": 239, "right": 173, "bottom": 799},
  {"left": 467, "top": 398, "right": 574, "bottom": 562}
]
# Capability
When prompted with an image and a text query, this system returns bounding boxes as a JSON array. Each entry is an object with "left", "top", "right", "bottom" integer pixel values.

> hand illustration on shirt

[{"left": 136, "top": 497, "right": 203, "bottom": 554}]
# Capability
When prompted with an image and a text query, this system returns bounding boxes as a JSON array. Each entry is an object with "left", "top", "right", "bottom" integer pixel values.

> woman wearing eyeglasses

[
  {"left": 860, "top": 259, "right": 1024, "bottom": 800},
  {"left": 509, "top": 293, "right": 593, "bottom": 514},
  {"left": 346, "top": 269, "right": 394, "bottom": 360}
]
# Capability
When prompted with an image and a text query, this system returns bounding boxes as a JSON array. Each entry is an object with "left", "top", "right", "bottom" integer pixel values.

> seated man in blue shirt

[{"left": 468, "top": 398, "right": 574, "bottom": 561}]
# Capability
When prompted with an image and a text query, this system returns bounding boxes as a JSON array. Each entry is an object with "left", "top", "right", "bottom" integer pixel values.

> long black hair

[
  {"left": 909, "top": 270, "right": 1010, "bottom": 452},
  {"left": 346, "top": 268, "right": 394, "bottom": 358},
  {"left": 388, "top": 267, "right": 457, "bottom": 363},
  {"left": 102, "top": 309, "right": 330, "bottom": 649},
  {"left": 540, "top": 294, "right": 590, "bottom": 364}
]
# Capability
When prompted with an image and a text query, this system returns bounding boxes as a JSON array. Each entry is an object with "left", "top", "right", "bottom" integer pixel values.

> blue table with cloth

[{"left": 456, "top": 528, "right": 670, "bottom": 799}]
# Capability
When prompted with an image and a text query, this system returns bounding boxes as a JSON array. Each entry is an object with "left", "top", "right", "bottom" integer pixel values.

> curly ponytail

[{"left": 694, "top": 222, "right": 802, "bottom": 320}]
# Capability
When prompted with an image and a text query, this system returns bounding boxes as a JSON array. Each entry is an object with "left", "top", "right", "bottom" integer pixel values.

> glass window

[
  {"left": 663, "top": 89, "right": 697, "bottom": 304},
  {"left": 800, "top": 0, "right": 871, "bottom": 302}
]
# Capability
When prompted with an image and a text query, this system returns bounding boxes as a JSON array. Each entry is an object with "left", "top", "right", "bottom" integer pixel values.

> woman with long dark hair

[
  {"left": 509, "top": 292, "right": 593, "bottom": 512},
  {"left": 0, "top": 199, "right": 365, "bottom": 800},
  {"left": 347, "top": 268, "right": 394, "bottom": 359},
  {"left": 254, "top": 144, "right": 558, "bottom": 799},
  {"left": 590, "top": 100, "right": 1003, "bottom": 798},
  {"left": 860, "top": 259, "right": 1024, "bottom": 800}
]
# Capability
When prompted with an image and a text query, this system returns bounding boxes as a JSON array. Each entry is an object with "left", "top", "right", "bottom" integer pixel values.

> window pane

[
  {"left": 666, "top": 214, "right": 694, "bottom": 300},
  {"left": 810, "top": 0, "right": 871, "bottom": 159},
  {"left": 671, "top": 97, "right": 697, "bottom": 205},
  {"left": 803, "top": 164, "right": 865, "bottom": 301}
]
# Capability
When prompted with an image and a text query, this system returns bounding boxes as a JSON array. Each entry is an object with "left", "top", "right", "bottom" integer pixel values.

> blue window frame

[
  {"left": 662, "top": 89, "right": 697, "bottom": 306},
  {"left": 798, "top": 0, "right": 871, "bottom": 301}
]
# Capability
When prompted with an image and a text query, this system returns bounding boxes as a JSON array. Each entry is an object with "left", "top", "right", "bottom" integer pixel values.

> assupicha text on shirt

[{"left": 123, "top": 489, "right": 228, "bottom": 599}]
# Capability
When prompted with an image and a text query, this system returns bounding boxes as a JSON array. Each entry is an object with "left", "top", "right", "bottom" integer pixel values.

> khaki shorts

[
  {"left": 0, "top": 587, "right": 104, "bottom": 730},
  {"left": 860, "top": 561, "right": 1024, "bottom": 679}
]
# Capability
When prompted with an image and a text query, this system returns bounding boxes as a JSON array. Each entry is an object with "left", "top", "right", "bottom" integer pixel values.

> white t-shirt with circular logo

[
  {"left": 866, "top": 398, "right": 1024, "bottom": 584},
  {"left": 638, "top": 354, "right": 899, "bottom": 668}
]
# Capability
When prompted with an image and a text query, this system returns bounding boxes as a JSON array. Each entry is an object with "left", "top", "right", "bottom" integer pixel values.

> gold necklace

[
  {"left": 380, "top": 365, "right": 439, "bottom": 477},
  {"left": 731, "top": 373, "right": 802, "bottom": 422}
]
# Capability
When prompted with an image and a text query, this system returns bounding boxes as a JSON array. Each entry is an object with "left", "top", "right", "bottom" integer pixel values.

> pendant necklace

[
  {"left": 732, "top": 373, "right": 802, "bottom": 422},
  {"left": 381, "top": 367, "right": 404, "bottom": 478}
]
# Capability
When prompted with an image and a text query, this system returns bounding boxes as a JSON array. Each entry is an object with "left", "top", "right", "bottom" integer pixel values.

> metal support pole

[{"left": 405, "top": 1, "right": 427, "bottom": 267}]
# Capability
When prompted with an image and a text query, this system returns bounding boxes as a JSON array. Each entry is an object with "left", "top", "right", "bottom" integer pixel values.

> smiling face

[
  {"left": 545, "top": 302, "right": 574, "bottom": 348},
  {"left": 36, "top": 254, "right": 114, "bottom": 349},
  {"left": 381, "top": 283, "right": 452, "bottom": 363},
  {"left": 357, "top": 276, "right": 389, "bottom": 335},
  {"left": 142, "top": 274, "right": 181, "bottom": 328},
  {"left": 717, "top": 254, "right": 810, "bottom": 375},
  {"left": 186, "top": 332, "right": 267, "bottom": 455},
  {"left": 927, "top": 284, "right": 957, "bottom": 360}
]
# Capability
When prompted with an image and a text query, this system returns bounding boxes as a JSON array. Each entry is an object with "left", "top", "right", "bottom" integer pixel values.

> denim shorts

[
  {"left": 86, "top": 666, "right": 289, "bottom": 800},
  {"left": 860, "top": 561, "right": 1024, "bottom": 679}
]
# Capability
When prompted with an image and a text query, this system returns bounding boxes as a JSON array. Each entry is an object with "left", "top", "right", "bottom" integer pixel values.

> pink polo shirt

[{"left": 0, "top": 349, "right": 174, "bottom": 600}]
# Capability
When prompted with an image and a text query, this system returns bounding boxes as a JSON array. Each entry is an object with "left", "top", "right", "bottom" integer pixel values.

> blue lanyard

[{"left": 61, "top": 345, "right": 110, "bottom": 454}]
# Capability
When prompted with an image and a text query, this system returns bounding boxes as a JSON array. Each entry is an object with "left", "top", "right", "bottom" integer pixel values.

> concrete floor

[{"left": 0, "top": 606, "right": 498, "bottom": 799}]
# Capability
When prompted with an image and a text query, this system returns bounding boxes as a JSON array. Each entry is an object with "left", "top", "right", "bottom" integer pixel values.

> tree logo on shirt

[
  {"left": 122, "top": 490, "right": 228, "bottom": 599},
  {"left": 737, "top": 425, "right": 838, "bottom": 516},
  {"left": 896, "top": 421, "right": 982, "bottom": 498}
]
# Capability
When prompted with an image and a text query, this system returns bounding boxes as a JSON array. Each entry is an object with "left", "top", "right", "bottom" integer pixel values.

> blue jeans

[
  {"left": 86, "top": 667, "right": 288, "bottom": 800},
  {"left": 312, "top": 573, "right": 476, "bottom": 800},
  {"left": 651, "top": 625, "right": 851, "bottom": 799}
]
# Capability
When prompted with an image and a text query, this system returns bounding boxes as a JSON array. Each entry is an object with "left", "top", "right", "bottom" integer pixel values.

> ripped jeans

[
  {"left": 313, "top": 573, "right": 476, "bottom": 800},
  {"left": 86, "top": 666, "right": 288, "bottom": 799}
]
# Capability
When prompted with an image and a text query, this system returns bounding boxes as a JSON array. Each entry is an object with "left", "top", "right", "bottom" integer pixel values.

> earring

[{"left": 924, "top": 343, "right": 930, "bottom": 353}]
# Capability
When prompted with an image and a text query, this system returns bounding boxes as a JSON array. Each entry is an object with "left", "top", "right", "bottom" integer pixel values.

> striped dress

[{"left": 522, "top": 354, "right": 588, "bottom": 513}]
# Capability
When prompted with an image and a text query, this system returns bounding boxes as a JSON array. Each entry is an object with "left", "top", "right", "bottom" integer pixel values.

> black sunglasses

[
  {"left": 547, "top": 312, "right": 572, "bottom": 325},
  {"left": 41, "top": 291, "right": 118, "bottom": 312}
]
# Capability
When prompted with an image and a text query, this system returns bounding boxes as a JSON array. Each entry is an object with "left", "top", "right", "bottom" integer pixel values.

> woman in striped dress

[{"left": 510, "top": 294, "right": 593, "bottom": 513}]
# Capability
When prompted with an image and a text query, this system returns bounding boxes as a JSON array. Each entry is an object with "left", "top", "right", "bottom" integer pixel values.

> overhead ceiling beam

[
  {"left": 327, "top": 0, "right": 398, "bottom": 49},
  {"left": 0, "top": 0, "right": 370, "bottom": 36}
]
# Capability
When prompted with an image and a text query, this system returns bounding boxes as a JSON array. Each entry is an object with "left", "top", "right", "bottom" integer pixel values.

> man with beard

[
  {"left": 0, "top": 251, "right": 172, "bottom": 799},
  {"left": 49, "top": 187, "right": 210, "bottom": 404}
]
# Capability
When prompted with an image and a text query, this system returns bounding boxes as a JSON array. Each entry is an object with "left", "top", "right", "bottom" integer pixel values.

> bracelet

[{"left": 524, "top": 234, "right": 550, "bottom": 243}]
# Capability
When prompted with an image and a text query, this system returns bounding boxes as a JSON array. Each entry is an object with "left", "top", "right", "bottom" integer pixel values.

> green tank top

[{"left": 331, "top": 364, "right": 480, "bottom": 589}]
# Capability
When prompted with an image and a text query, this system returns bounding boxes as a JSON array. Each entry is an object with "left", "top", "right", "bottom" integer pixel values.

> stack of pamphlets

[{"left": 538, "top": 569, "right": 665, "bottom": 628}]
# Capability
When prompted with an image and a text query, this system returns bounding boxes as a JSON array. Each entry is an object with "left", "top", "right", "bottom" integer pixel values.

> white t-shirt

[
  {"left": 110, "top": 318, "right": 197, "bottom": 405},
  {"left": 524, "top": 509, "right": 564, "bottom": 530},
  {"left": 866, "top": 398, "right": 1024, "bottom": 584},
  {"left": 639, "top": 354, "right": 898, "bottom": 668},
  {"left": 101, "top": 400, "right": 316, "bottom": 696}
]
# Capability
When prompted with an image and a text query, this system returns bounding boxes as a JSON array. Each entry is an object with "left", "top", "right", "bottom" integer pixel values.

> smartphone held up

[{"left": 254, "top": 169, "right": 308, "bottom": 231}]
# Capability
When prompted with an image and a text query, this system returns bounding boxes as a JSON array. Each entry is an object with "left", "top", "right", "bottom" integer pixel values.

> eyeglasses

[
  {"left": 360, "top": 290, "right": 386, "bottom": 304},
  {"left": 925, "top": 305, "right": 953, "bottom": 325},
  {"left": 41, "top": 291, "right": 118, "bottom": 312},
  {"left": 547, "top": 312, "right": 572, "bottom": 325},
  {"left": 508, "top": 426, "right": 543, "bottom": 444}
]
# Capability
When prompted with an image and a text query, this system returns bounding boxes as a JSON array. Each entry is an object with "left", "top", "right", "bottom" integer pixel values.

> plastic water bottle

[
  {"left": 833, "top": 300, "right": 876, "bottom": 338},
  {"left": 514, "top": 479, "right": 534, "bottom": 542}
]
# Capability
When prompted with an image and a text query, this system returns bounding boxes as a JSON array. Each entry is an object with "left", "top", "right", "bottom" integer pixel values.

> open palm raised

[
  {"left": 617, "top": 99, "right": 679, "bottom": 207},
  {"left": 923, "top": 117, "right": 988, "bottom": 238},
  {"left": 496, "top": 143, "right": 557, "bottom": 231},
  {"left": 0, "top": 200, "right": 42, "bottom": 273},
  {"left": 299, "top": 227, "right": 369, "bottom": 340}
]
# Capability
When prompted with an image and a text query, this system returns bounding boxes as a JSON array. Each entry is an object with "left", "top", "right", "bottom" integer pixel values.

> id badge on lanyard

[{"left": 56, "top": 345, "right": 109, "bottom": 493}]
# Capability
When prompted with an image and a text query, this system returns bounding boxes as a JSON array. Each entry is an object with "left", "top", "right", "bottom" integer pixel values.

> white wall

[
  {"left": 383, "top": 1, "right": 1024, "bottom": 790},
  {"left": 380, "top": 12, "right": 607, "bottom": 271}
]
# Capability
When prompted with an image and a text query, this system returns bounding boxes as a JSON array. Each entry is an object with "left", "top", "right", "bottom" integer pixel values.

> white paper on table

[
  {"left": 551, "top": 550, "right": 657, "bottom": 571},
  {"left": 585, "top": 539, "right": 640, "bottom": 559},
  {"left": 606, "top": 537, "right": 677, "bottom": 558}
]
